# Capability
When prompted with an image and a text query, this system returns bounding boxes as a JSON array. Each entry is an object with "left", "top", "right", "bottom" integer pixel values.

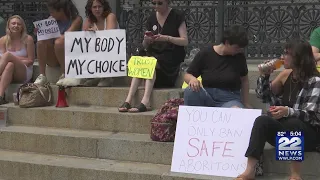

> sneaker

[
  {"left": 34, "top": 74, "right": 48, "bottom": 85},
  {"left": 61, "top": 78, "right": 81, "bottom": 87},
  {"left": 56, "top": 74, "right": 65, "bottom": 86},
  {"left": 97, "top": 78, "right": 114, "bottom": 87}
]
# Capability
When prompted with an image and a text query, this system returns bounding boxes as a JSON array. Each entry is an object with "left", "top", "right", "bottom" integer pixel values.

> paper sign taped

[{"left": 127, "top": 56, "right": 157, "bottom": 79}]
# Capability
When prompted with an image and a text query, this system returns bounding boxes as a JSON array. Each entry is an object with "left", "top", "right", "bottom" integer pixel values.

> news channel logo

[{"left": 276, "top": 131, "right": 304, "bottom": 161}]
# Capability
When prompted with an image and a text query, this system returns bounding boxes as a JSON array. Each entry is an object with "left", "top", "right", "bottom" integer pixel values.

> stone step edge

[
  {"left": 0, "top": 149, "right": 216, "bottom": 180},
  {"left": 0, "top": 149, "right": 317, "bottom": 180}
]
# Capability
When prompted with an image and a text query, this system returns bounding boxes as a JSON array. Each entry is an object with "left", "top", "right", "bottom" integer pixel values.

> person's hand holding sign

[{"left": 189, "top": 77, "right": 201, "bottom": 92}]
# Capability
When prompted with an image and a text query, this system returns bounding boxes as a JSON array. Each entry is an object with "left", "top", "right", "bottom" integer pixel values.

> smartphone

[{"left": 145, "top": 31, "right": 154, "bottom": 37}]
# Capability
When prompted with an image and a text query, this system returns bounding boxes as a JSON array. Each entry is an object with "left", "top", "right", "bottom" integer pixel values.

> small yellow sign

[
  {"left": 128, "top": 56, "right": 157, "bottom": 79},
  {"left": 182, "top": 76, "right": 202, "bottom": 89},
  {"left": 317, "top": 66, "right": 320, "bottom": 72}
]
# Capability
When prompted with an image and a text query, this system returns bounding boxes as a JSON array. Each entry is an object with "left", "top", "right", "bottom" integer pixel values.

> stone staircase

[{"left": 0, "top": 64, "right": 318, "bottom": 180}]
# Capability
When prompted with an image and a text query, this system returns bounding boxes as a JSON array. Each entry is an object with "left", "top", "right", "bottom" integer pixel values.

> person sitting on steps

[
  {"left": 118, "top": 0, "right": 188, "bottom": 113},
  {"left": 34, "top": 0, "right": 82, "bottom": 86},
  {"left": 183, "top": 25, "right": 251, "bottom": 109},
  {"left": 236, "top": 40, "right": 320, "bottom": 180},
  {"left": 82, "top": 0, "right": 119, "bottom": 87},
  {"left": 0, "top": 15, "right": 35, "bottom": 105}
]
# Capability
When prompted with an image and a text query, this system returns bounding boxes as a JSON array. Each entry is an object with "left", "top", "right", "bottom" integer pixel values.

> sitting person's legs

[
  {"left": 34, "top": 39, "right": 59, "bottom": 85},
  {"left": 238, "top": 116, "right": 318, "bottom": 179},
  {"left": 212, "top": 88, "right": 244, "bottom": 108},
  {"left": 184, "top": 87, "right": 214, "bottom": 106},
  {"left": 0, "top": 52, "right": 27, "bottom": 104}
]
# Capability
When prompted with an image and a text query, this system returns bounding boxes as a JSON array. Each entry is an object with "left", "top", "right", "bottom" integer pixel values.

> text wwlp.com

[{"left": 277, "top": 157, "right": 303, "bottom": 161}]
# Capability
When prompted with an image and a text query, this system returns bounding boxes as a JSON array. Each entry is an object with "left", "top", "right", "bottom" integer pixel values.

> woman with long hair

[
  {"left": 236, "top": 40, "right": 320, "bottom": 180},
  {"left": 82, "top": 0, "right": 119, "bottom": 87},
  {"left": 118, "top": 0, "right": 188, "bottom": 113},
  {"left": 0, "top": 15, "right": 35, "bottom": 104},
  {"left": 34, "top": 0, "right": 82, "bottom": 86}
]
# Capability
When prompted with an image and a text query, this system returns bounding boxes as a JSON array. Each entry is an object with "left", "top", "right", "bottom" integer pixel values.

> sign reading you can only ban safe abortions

[
  {"left": 64, "top": 29, "right": 126, "bottom": 78},
  {"left": 171, "top": 106, "right": 261, "bottom": 178}
]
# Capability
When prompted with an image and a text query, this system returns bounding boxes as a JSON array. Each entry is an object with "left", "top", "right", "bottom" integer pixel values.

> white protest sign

[
  {"left": 171, "top": 106, "right": 261, "bottom": 178},
  {"left": 64, "top": 30, "right": 126, "bottom": 78},
  {"left": 33, "top": 18, "right": 61, "bottom": 41}
]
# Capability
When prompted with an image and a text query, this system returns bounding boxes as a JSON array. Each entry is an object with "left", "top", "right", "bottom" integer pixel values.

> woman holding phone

[{"left": 118, "top": 0, "right": 188, "bottom": 112}]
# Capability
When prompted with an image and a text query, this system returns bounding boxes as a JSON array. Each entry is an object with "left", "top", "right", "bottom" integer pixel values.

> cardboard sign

[
  {"left": 33, "top": 18, "right": 61, "bottom": 41},
  {"left": 127, "top": 56, "right": 157, "bottom": 79},
  {"left": 182, "top": 76, "right": 202, "bottom": 89},
  {"left": 64, "top": 30, "right": 126, "bottom": 78},
  {"left": 171, "top": 106, "right": 261, "bottom": 178}
]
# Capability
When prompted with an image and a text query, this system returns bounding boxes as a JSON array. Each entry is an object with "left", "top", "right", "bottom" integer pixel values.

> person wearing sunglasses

[{"left": 119, "top": 0, "right": 188, "bottom": 113}]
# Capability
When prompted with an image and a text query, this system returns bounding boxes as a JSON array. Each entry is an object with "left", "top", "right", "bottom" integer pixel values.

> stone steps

[
  {"left": 0, "top": 149, "right": 317, "bottom": 180},
  {"left": 0, "top": 124, "right": 319, "bottom": 177},
  {"left": 0, "top": 125, "right": 173, "bottom": 165},
  {"left": 5, "top": 104, "right": 155, "bottom": 134}
]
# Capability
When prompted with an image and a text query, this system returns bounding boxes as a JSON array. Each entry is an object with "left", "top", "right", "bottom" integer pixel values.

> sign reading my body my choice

[
  {"left": 171, "top": 106, "right": 261, "bottom": 178},
  {"left": 64, "top": 30, "right": 126, "bottom": 78},
  {"left": 33, "top": 18, "right": 61, "bottom": 41}
]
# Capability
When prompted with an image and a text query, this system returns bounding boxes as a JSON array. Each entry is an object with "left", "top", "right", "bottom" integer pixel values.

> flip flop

[
  {"left": 234, "top": 175, "right": 255, "bottom": 180},
  {"left": 118, "top": 102, "right": 131, "bottom": 112},
  {"left": 128, "top": 103, "right": 151, "bottom": 113}
]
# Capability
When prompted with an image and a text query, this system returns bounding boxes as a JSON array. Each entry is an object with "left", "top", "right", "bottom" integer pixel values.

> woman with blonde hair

[{"left": 0, "top": 15, "right": 35, "bottom": 104}]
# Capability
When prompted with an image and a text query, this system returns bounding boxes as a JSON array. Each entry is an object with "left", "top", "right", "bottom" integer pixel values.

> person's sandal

[
  {"left": 128, "top": 103, "right": 151, "bottom": 113},
  {"left": 234, "top": 175, "right": 255, "bottom": 180},
  {"left": 118, "top": 102, "right": 131, "bottom": 112}
]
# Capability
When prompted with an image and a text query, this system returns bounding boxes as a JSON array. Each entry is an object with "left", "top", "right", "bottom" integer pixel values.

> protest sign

[
  {"left": 127, "top": 56, "right": 157, "bottom": 79},
  {"left": 33, "top": 18, "right": 61, "bottom": 41},
  {"left": 171, "top": 106, "right": 261, "bottom": 178},
  {"left": 64, "top": 29, "right": 126, "bottom": 78}
]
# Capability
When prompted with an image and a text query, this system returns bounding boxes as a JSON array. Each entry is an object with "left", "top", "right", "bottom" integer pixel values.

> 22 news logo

[{"left": 276, "top": 131, "right": 304, "bottom": 161}]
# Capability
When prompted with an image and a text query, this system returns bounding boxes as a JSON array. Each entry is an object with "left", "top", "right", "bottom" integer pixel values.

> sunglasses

[{"left": 151, "top": 1, "right": 163, "bottom": 5}]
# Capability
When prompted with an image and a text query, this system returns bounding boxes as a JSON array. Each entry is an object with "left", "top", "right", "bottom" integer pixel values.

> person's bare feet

[{"left": 234, "top": 174, "right": 255, "bottom": 180}]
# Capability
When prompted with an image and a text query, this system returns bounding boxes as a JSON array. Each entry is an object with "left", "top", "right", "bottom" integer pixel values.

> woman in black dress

[{"left": 119, "top": 0, "right": 188, "bottom": 113}]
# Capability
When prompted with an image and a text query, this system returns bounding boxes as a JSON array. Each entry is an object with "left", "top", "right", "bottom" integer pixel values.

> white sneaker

[
  {"left": 56, "top": 74, "right": 65, "bottom": 86},
  {"left": 34, "top": 74, "right": 48, "bottom": 85}
]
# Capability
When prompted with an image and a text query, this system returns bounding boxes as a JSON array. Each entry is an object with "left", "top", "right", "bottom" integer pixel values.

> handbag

[{"left": 17, "top": 83, "right": 53, "bottom": 108}]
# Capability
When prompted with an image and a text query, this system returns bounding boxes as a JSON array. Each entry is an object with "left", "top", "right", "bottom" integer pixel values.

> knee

[
  {"left": 37, "top": 40, "right": 50, "bottom": 48},
  {"left": 253, "top": 115, "right": 271, "bottom": 128},
  {"left": 2, "top": 52, "right": 12, "bottom": 60},
  {"left": 54, "top": 37, "right": 65, "bottom": 49},
  {"left": 4, "top": 62, "right": 14, "bottom": 71}
]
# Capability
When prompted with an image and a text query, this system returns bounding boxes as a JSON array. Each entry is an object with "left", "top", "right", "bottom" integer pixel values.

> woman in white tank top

[
  {"left": 0, "top": 15, "right": 35, "bottom": 105},
  {"left": 61, "top": 0, "right": 119, "bottom": 87}
]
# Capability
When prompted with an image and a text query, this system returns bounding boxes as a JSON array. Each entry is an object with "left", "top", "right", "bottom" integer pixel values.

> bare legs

[
  {"left": 119, "top": 72, "right": 156, "bottom": 112},
  {"left": 34, "top": 37, "right": 64, "bottom": 85},
  {"left": 0, "top": 52, "right": 27, "bottom": 103}
]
